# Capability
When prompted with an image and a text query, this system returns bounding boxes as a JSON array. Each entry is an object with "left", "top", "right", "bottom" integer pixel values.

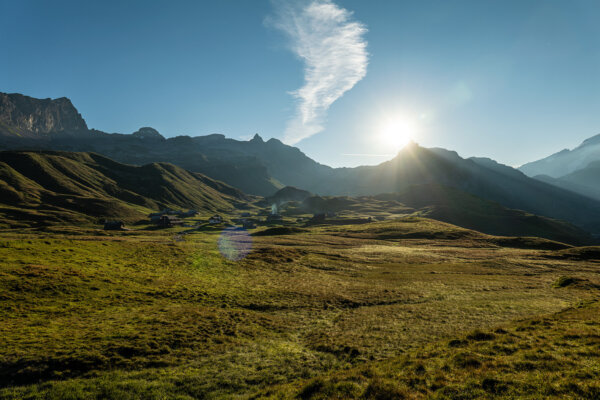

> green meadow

[{"left": 1, "top": 218, "right": 599, "bottom": 399}]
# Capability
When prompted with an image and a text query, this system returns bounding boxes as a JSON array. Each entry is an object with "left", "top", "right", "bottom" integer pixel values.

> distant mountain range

[
  {"left": 2, "top": 91, "right": 600, "bottom": 237},
  {"left": 0, "top": 151, "right": 592, "bottom": 244},
  {"left": 375, "top": 184, "right": 594, "bottom": 245},
  {"left": 519, "top": 134, "right": 600, "bottom": 178},
  {"left": 518, "top": 135, "right": 600, "bottom": 202},
  {"left": 534, "top": 162, "right": 600, "bottom": 202},
  {"left": 267, "top": 184, "right": 594, "bottom": 245}
]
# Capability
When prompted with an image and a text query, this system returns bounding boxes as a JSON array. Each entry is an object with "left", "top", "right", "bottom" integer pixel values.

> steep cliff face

[{"left": 0, "top": 92, "right": 88, "bottom": 137}]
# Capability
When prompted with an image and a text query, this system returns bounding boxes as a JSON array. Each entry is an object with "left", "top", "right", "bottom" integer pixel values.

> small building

[
  {"left": 104, "top": 221, "right": 125, "bottom": 230},
  {"left": 148, "top": 213, "right": 163, "bottom": 223},
  {"left": 208, "top": 215, "right": 223, "bottom": 224},
  {"left": 266, "top": 214, "right": 283, "bottom": 223},
  {"left": 242, "top": 220, "right": 256, "bottom": 229},
  {"left": 157, "top": 215, "right": 183, "bottom": 228}
]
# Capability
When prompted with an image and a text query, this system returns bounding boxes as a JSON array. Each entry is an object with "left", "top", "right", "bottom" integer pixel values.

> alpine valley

[{"left": 2, "top": 92, "right": 600, "bottom": 400}]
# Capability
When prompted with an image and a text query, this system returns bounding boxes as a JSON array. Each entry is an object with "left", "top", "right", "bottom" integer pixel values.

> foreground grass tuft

[{"left": 553, "top": 275, "right": 579, "bottom": 288}]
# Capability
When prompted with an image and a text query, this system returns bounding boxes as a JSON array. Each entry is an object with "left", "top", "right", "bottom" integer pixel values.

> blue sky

[{"left": 1, "top": 0, "right": 599, "bottom": 168}]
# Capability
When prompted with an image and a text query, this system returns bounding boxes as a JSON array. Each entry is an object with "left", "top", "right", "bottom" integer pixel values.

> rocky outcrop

[
  {"left": 131, "top": 127, "right": 165, "bottom": 141},
  {"left": 0, "top": 92, "right": 88, "bottom": 137}
]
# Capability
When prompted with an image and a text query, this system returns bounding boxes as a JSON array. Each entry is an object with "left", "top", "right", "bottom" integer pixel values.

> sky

[{"left": 1, "top": 0, "right": 600, "bottom": 168}]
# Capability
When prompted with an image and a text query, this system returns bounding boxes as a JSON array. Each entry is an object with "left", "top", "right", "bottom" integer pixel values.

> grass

[
  {"left": 553, "top": 276, "right": 580, "bottom": 288},
  {"left": 0, "top": 217, "right": 598, "bottom": 398},
  {"left": 0, "top": 151, "right": 253, "bottom": 227},
  {"left": 264, "top": 300, "right": 600, "bottom": 399}
]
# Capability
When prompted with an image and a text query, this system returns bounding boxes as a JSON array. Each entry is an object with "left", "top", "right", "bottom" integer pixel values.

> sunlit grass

[{"left": 0, "top": 218, "right": 598, "bottom": 398}]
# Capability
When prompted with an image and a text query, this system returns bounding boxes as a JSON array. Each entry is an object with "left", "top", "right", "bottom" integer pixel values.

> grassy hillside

[
  {"left": 0, "top": 218, "right": 598, "bottom": 398},
  {"left": 324, "top": 144, "right": 600, "bottom": 235},
  {"left": 0, "top": 151, "right": 252, "bottom": 227},
  {"left": 377, "top": 184, "right": 596, "bottom": 246},
  {"left": 0, "top": 133, "right": 285, "bottom": 197},
  {"left": 273, "top": 184, "right": 595, "bottom": 245},
  {"left": 0, "top": 151, "right": 592, "bottom": 246}
]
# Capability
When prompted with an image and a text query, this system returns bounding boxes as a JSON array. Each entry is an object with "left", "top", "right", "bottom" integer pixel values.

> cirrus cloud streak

[{"left": 270, "top": 0, "right": 368, "bottom": 144}]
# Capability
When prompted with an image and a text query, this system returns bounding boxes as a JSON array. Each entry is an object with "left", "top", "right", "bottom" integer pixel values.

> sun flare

[{"left": 379, "top": 117, "right": 414, "bottom": 151}]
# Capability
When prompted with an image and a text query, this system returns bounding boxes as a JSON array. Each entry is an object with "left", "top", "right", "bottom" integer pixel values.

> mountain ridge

[
  {"left": 519, "top": 133, "right": 600, "bottom": 178},
  {"left": 534, "top": 161, "right": 600, "bottom": 202},
  {"left": 2, "top": 91, "right": 600, "bottom": 235},
  {"left": 0, "top": 150, "right": 252, "bottom": 228}
]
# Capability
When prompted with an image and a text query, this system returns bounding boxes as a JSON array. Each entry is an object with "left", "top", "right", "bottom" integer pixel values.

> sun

[{"left": 379, "top": 116, "right": 414, "bottom": 151}]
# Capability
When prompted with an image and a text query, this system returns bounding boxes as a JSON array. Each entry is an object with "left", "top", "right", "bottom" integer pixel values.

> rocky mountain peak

[
  {"left": 577, "top": 133, "right": 600, "bottom": 148},
  {"left": 0, "top": 92, "right": 88, "bottom": 137},
  {"left": 520, "top": 133, "right": 600, "bottom": 178},
  {"left": 131, "top": 127, "right": 165, "bottom": 140}
]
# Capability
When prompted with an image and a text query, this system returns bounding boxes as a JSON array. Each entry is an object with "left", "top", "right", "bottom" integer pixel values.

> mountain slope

[
  {"left": 0, "top": 92, "right": 283, "bottom": 196},
  {"left": 302, "top": 144, "right": 600, "bottom": 234},
  {"left": 375, "top": 184, "right": 595, "bottom": 245},
  {"left": 0, "top": 132, "right": 284, "bottom": 197},
  {"left": 2, "top": 92, "right": 600, "bottom": 235},
  {"left": 519, "top": 133, "right": 600, "bottom": 178},
  {"left": 534, "top": 161, "right": 600, "bottom": 201},
  {"left": 266, "top": 184, "right": 594, "bottom": 245},
  {"left": 266, "top": 186, "right": 313, "bottom": 206},
  {"left": 0, "top": 151, "right": 251, "bottom": 227}
]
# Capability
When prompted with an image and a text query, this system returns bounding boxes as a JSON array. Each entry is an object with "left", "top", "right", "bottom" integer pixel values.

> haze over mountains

[
  {"left": 519, "top": 134, "right": 600, "bottom": 178},
  {"left": 534, "top": 163, "right": 600, "bottom": 202},
  {"left": 2, "top": 91, "right": 600, "bottom": 241},
  {"left": 519, "top": 135, "right": 600, "bottom": 201}
]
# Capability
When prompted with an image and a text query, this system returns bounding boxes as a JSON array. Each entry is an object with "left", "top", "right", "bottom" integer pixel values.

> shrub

[
  {"left": 298, "top": 378, "right": 330, "bottom": 400},
  {"left": 363, "top": 377, "right": 407, "bottom": 400},
  {"left": 553, "top": 276, "right": 578, "bottom": 288},
  {"left": 448, "top": 339, "right": 467, "bottom": 348},
  {"left": 481, "top": 377, "right": 507, "bottom": 394},
  {"left": 466, "top": 330, "right": 495, "bottom": 341},
  {"left": 453, "top": 352, "right": 482, "bottom": 369}
]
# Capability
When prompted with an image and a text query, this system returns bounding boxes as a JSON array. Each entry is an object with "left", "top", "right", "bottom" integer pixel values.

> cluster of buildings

[
  {"left": 149, "top": 211, "right": 225, "bottom": 228},
  {"left": 103, "top": 204, "right": 356, "bottom": 231}
]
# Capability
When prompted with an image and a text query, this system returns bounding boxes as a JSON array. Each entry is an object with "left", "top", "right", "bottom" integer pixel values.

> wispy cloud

[{"left": 269, "top": 0, "right": 368, "bottom": 144}]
